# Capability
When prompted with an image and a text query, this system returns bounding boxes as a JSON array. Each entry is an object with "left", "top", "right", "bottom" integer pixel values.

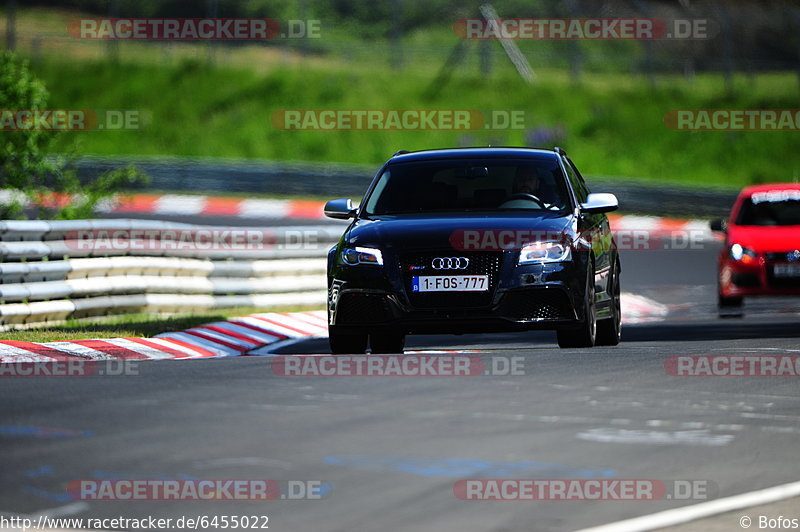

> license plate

[
  {"left": 412, "top": 275, "right": 489, "bottom": 292},
  {"left": 773, "top": 263, "right": 800, "bottom": 277}
]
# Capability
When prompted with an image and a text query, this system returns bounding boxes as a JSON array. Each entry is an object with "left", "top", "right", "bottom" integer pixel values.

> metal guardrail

[
  {"left": 0, "top": 219, "right": 340, "bottom": 330},
  {"left": 71, "top": 155, "right": 376, "bottom": 199},
  {"left": 590, "top": 178, "right": 739, "bottom": 219}
]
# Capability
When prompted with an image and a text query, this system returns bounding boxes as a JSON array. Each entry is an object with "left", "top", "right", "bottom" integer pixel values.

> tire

[
  {"left": 370, "top": 332, "right": 406, "bottom": 354},
  {"left": 718, "top": 293, "right": 743, "bottom": 308},
  {"left": 596, "top": 260, "right": 621, "bottom": 346},
  {"left": 329, "top": 330, "right": 368, "bottom": 354},
  {"left": 557, "top": 265, "right": 597, "bottom": 348}
]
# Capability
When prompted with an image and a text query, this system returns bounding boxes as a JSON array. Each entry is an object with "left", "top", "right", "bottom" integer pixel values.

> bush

[{"left": 0, "top": 51, "right": 147, "bottom": 219}]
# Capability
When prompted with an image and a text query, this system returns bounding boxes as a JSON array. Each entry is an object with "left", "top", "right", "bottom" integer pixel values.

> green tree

[{"left": 0, "top": 51, "right": 146, "bottom": 219}]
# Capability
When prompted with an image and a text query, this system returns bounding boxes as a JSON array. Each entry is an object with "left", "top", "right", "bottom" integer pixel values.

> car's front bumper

[
  {"left": 330, "top": 286, "right": 578, "bottom": 334},
  {"left": 328, "top": 253, "right": 586, "bottom": 334},
  {"left": 719, "top": 256, "right": 800, "bottom": 297}
]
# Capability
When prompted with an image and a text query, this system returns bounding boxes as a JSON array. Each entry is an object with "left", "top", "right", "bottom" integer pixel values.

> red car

[{"left": 711, "top": 183, "right": 800, "bottom": 310}]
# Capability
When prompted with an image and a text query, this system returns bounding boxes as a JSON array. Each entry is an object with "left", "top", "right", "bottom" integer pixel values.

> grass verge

[
  {"left": 1, "top": 305, "right": 324, "bottom": 343},
  {"left": 10, "top": 8, "right": 800, "bottom": 188}
]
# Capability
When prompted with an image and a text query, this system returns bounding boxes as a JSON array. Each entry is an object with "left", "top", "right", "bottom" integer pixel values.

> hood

[
  {"left": 345, "top": 213, "right": 574, "bottom": 251},
  {"left": 727, "top": 224, "right": 800, "bottom": 253}
]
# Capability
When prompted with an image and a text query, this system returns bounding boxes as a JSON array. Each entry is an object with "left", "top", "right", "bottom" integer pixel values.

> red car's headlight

[{"left": 729, "top": 243, "right": 758, "bottom": 265}]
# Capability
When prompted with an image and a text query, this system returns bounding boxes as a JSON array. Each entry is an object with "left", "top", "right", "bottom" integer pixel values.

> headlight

[
  {"left": 729, "top": 243, "right": 758, "bottom": 264},
  {"left": 518, "top": 241, "right": 571, "bottom": 264},
  {"left": 341, "top": 246, "right": 383, "bottom": 266}
]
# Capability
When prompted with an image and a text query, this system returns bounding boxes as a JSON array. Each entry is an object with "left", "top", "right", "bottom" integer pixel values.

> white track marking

[
  {"left": 576, "top": 428, "right": 734, "bottom": 446},
  {"left": 575, "top": 479, "right": 800, "bottom": 532}
]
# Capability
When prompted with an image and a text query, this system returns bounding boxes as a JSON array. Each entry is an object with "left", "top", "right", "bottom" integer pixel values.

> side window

[
  {"left": 364, "top": 169, "right": 391, "bottom": 214},
  {"left": 562, "top": 158, "right": 588, "bottom": 204},
  {"left": 569, "top": 159, "right": 592, "bottom": 195}
]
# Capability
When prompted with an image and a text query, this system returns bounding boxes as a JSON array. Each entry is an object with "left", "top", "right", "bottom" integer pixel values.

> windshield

[
  {"left": 736, "top": 191, "right": 800, "bottom": 226},
  {"left": 363, "top": 158, "right": 571, "bottom": 215}
]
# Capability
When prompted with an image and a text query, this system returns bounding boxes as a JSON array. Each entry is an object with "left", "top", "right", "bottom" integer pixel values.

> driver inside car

[{"left": 511, "top": 166, "right": 558, "bottom": 209}]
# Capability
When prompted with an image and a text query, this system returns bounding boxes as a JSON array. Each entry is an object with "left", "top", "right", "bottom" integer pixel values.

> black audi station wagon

[{"left": 324, "top": 147, "right": 621, "bottom": 353}]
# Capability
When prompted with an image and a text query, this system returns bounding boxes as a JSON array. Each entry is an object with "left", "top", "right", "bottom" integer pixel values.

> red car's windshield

[{"left": 735, "top": 192, "right": 800, "bottom": 226}]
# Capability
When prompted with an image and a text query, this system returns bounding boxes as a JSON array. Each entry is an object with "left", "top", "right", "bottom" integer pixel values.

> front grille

[
  {"left": 399, "top": 251, "right": 503, "bottom": 308},
  {"left": 765, "top": 252, "right": 800, "bottom": 288},
  {"left": 497, "top": 289, "right": 574, "bottom": 321},
  {"left": 335, "top": 293, "right": 392, "bottom": 324},
  {"left": 767, "top": 266, "right": 800, "bottom": 289},
  {"left": 765, "top": 251, "right": 800, "bottom": 261}
]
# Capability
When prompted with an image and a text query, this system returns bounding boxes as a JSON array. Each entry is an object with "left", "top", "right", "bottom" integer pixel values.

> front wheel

[
  {"left": 718, "top": 293, "right": 743, "bottom": 308},
  {"left": 329, "top": 330, "right": 368, "bottom": 354},
  {"left": 596, "top": 261, "right": 621, "bottom": 346},
  {"left": 370, "top": 332, "right": 406, "bottom": 354},
  {"left": 557, "top": 265, "right": 597, "bottom": 348},
  {"left": 718, "top": 292, "right": 744, "bottom": 318}
]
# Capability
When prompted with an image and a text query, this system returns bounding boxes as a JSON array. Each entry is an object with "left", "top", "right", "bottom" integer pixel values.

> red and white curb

[
  {"left": 98, "top": 193, "right": 718, "bottom": 239},
  {"left": 0, "top": 311, "right": 327, "bottom": 363},
  {"left": 0, "top": 294, "right": 675, "bottom": 362},
  {"left": 155, "top": 310, "right": 328, "bottom": 357},
  {"left": 620, "top": 293, "right": 670, "bottom": 324},
  {"left": 98, "top": 194, "right": 328, "bottom": 219},
  {"left": 608, "top": 214, "right": 717, "bottom": 241}
]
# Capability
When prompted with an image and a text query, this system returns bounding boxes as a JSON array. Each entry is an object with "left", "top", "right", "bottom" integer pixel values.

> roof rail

[
  {"left": 554, "top": 146, "right": 567, "bottom": 157},
  {"left": 392, "top": 150, "right": 411, "bottom": 157}
]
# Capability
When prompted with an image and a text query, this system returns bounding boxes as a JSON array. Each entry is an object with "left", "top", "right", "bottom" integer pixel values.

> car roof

[
  {"left": 389, "top": 147, "right": 560, "bottom": 163},
  {"left": 739, "top": 183, "right": 800, "bottom": 197}
]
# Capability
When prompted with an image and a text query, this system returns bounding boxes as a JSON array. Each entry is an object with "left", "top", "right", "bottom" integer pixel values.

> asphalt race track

[{"left": 2, "top": 241, "right": 800, "bottom": 531}]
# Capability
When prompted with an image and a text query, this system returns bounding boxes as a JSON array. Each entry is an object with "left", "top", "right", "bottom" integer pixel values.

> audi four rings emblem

[{"left": 432, "top": 257, "right": 470, "bottom": 269}]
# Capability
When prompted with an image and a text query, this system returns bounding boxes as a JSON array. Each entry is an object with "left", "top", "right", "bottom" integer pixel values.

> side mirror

[
  {"left": 324, "top": 198, "right": 357, "bottom": 220},
  {"left": 580, "top": 193, "right": 619, "bottom": 214},
  {"left": 710, "top": 219, "right": 727, "bottom": 232}
]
